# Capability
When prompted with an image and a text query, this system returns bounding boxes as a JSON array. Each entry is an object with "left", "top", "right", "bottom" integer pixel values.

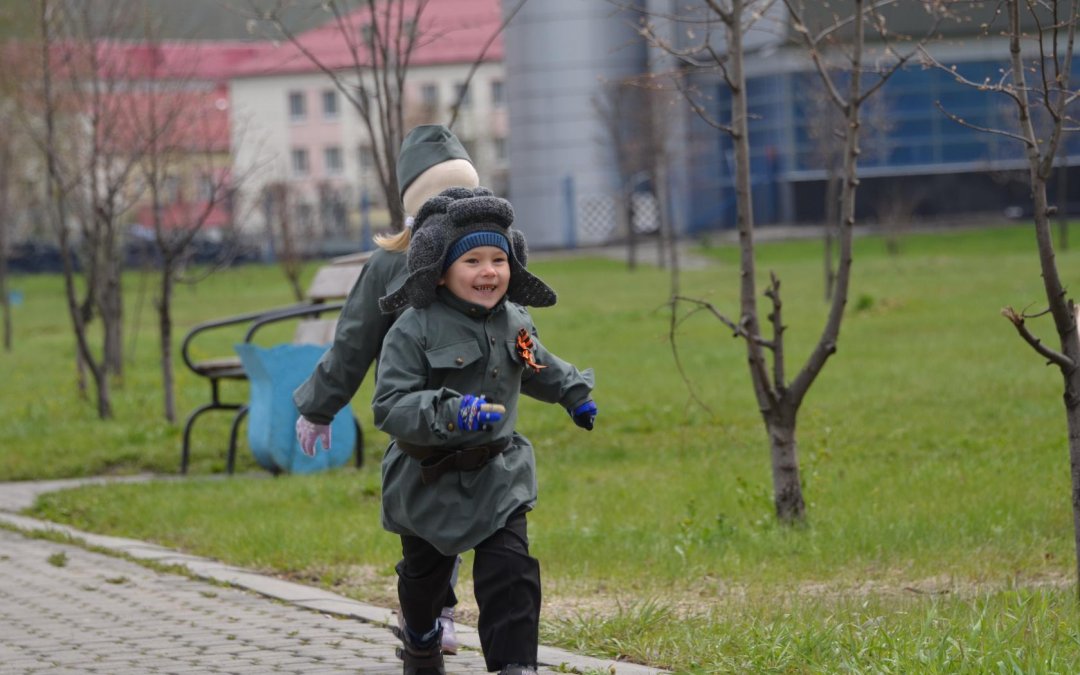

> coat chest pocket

[{"left": 425, "top": 340, "right": 483, "bottom": 370}]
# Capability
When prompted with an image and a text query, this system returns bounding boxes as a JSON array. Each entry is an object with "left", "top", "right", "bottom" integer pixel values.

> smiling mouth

[{"left": 474, "top": 285, "right": 497, "bottom": 292}]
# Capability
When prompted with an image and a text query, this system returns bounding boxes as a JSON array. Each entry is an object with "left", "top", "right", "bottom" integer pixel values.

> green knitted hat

[
  {"left": 397, "top": 125, "right": 473, "bottom": 199},
  {"left": 378, "top": 187, "right": 557, "bottom": 313}
]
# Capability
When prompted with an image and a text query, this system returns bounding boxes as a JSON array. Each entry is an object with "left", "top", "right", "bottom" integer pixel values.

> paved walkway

[{"left": 0, "top": 477, "right": 664, "bottom": 675}]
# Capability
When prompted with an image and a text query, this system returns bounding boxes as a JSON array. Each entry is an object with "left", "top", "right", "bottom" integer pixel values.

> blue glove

[
  {"left": 458, "top": 394, "right": 505, "bottom": 431},
  {"left": 569, "top": 400, "right": 597, "bottom": 431}
]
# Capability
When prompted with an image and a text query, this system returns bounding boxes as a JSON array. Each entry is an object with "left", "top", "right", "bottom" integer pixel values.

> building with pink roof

[{"left": 228, "top": 0, "right": 507, "bottom": 253}]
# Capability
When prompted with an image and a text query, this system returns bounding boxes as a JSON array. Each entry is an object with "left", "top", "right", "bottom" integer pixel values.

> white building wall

[{"left": 229, "top": 61, "right": 506, "bottom": 252}]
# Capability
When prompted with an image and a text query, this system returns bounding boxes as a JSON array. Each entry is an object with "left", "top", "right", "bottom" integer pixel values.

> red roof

[
  {"left": 99, "top": 40, "right": 276, "bottom": 83},
  {"left": 232, "top": 0, "right": 502, "bottom": 77}
]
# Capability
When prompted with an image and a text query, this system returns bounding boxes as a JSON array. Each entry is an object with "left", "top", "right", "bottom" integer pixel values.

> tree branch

[
  {"left": 447, "top": 0, "right": 528, "bottom": 129},
  {"left": 1002, "top": 305, "right": 1075, "bottom": 371},
  {"left": 764, "top": 271, "right": 786, "bottom": 391},
  {"left": 935, "top": 101, "right": 1034, "bottom": 145}
]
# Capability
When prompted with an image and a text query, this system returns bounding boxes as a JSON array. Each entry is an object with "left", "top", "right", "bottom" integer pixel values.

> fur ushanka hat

[{"left": 378, "top": 186, "right": 557, "bottom": 313}]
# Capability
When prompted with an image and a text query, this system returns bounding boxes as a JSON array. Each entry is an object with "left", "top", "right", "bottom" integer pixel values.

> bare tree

[
  {"left": 241, "top": 0, "right": 523, "bottom": 232},
  {"left": 22, "top": 0, "right": 154, "bottom": 417},
  {"left": 241, "top": 0, "right": 427, "bottom": 231},
  {"left": 128, "top": 35, "right": 246, "bottom": 423},
  {"left": 262, "top": 181, "right": 307, "bottom": 301},
  {"left": 0, "top": 113, "right": 11, "bottom": 353},
  {"left": 927, "top": 0, "right": 1080, "bottom": 593},
  {"left": 640, "top": 0, "right": 946, "bottom": 523},
  {"left": 31, "top": 0, "right": 111, "bottom": 416},
  {"left": 803, "top": 76, "right": 893, "bottom": 296},
  {"left": 593, "top": 76, "right": 672, "bottom": 271}
]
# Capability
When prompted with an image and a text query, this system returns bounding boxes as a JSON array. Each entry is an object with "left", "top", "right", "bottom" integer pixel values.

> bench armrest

[
  {"left": 181, "top": 302, "right": 319, "bottom": 375},
  {"left": 242, "top": 302, "right": 346, "bottom": 343}
]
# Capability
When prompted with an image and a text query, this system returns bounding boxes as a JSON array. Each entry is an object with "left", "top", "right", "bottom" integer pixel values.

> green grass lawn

[{"left": 4, "top": 224, "right": 1080, "bottom": 672}]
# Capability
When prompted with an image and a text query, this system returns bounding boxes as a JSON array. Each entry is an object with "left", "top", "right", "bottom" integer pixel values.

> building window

[
  {"left": 288, "top": 91, "right": 306, "bottom": 121},
  {"left": 491, "top": 80, "right": 505, "bottom": 108},
  {"left": 421, "top": 83, "right": 439, "bottom": 108},
  {"left": 357, "top": 145, "right": 374, "bottom": 171},
  {"left": 295, "top": 202, "right": 313, "bottom": 228},
  {"left": 196, "top": 172, "right": 215, "bottom": 201},
  {"left": 454, "top": 82, "right": 472, "bottom": 108},
  {"left": 324, "top": 146, "right": 343, "bottom": 175},
  {"left": 291, "top": 148, "right": 310, "bottom": 176},
  {"left": 163, "top": 174, "right": 181, "bottom": 203},
  {"left": 322, "top": 89, "right": 339, "bottom": 119},
  {"left": 494, "top": 137, "right": 507, "bottom": 161}
]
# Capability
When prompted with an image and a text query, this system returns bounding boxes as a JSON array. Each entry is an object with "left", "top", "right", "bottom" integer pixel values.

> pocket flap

[{"left": 425, "top": 340, "right": 483, "bottom": 369}]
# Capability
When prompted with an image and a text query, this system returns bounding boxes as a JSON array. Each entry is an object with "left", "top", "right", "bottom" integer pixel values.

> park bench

[{"left": 179, "top": 253, "right": 370, "bottom": 474}]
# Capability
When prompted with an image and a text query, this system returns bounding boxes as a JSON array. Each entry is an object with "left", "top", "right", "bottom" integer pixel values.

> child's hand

[
  {"left": 296, "top": 416, "right": 331, "bottom": 456},
  {"left": 458, "top": 394, "right": 505, "bottom": 431},
  {"left": 568, "top": 400, "right": 597, "bottom": 431}
]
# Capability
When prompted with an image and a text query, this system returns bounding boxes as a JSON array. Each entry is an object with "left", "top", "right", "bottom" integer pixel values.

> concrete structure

[{"left": 501, "top": 0, "right": 647, "bottom": 249}]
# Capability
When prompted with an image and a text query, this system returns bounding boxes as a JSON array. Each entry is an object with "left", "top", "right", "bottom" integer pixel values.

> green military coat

[
  {"left": 293, "top": 247, "right": 407, "bottom": 424},
  {"left": 373, "top": 288, "right": 594, "bottom": 555}
]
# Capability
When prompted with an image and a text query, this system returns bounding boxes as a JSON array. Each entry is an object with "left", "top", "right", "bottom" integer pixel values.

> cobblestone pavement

[
  {"left": 0, "top": 528, "right": 420, "bottom": 674},
  {"left": 0, "top": 479, "right": 663, "bottom": 675}
]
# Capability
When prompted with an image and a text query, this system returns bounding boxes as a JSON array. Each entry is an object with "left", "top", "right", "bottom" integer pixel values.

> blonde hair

[{"left": 374, "top": 228, "right": 411, "bottom": 252}]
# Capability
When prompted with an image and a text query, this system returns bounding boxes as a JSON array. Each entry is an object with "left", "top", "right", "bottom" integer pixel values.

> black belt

[{"left": 395, "top": 438, "right": 512, "bottom": 485}]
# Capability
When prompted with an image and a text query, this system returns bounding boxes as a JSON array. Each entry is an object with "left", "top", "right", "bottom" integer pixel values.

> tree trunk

[
  {"left": 656, "top": 162, "right": 678, "bottom": 292},
  {"left": 0, "top": 208, "right": 10, "bottom": 354},
  {"left": 0, "top": 252, "right": 9, "bottom": 352},
  {"left": 625, "top": 188, "right": 638, "bottom": 271},
  {"left": 102, "top": 258, "right": 124, "bottom": 378},
  {"left": 823, "top": 171, "right": 840, "bottom": 301},
  {"left": 1058, "top": 157, "right": 1069, "bottom": 251},
  {"left": 158, "top": 258, "right": 176, "bottom": 423},
  {"left": 0, "top": 139, "right": 10, "bottom": 352},
  {"left": 766, "top": 409, "right": 805, "bottom": 523}
]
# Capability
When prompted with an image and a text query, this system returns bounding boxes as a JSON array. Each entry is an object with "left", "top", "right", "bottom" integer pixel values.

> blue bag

[{"left": 234, "top": 343, "right": 356, "bottom": 474}]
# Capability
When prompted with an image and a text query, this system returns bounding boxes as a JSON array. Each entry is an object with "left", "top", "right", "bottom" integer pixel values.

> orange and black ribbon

[{"left": 515, "top": 328, "right": 547, "bottom": 373}]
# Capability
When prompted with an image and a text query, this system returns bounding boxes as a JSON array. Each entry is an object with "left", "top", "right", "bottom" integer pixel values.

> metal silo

[{"left": 502, "top": 0, "right": 647, "bottom": 248}]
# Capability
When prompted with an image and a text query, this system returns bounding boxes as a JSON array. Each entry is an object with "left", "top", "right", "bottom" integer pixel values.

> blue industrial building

[{"left": 502, "top": 1, "right": 1077, "bottom": 247}]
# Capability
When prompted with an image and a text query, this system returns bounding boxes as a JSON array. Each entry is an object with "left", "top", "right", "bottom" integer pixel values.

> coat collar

[{"left": 436, "top": 286, "right": 507, "bottom": 318}]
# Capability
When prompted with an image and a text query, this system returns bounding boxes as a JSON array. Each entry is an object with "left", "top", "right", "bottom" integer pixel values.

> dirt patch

[{"left": 283, "top": 564, "right": 1075, "bottom": 625}]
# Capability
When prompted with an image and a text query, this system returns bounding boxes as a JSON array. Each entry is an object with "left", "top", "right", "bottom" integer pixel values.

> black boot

[
  {"left": 499, "top": 666, "right": 538, "bottom": 675},
  {"left": 394, "top": 623, "right": 445, "bottom": 675}
]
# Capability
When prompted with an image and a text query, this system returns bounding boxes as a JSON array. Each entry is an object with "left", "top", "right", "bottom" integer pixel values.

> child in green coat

[{"left": 374, "top": 187, "right": 597, "bottom": 675}]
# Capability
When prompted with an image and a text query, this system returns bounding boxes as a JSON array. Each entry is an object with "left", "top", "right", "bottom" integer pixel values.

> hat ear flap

[
  {"left": 378, "top": 267, "right": 442, "bottom": 313},
  {"left": 509, "top": 228, "right": 528, "bottom": 267}
]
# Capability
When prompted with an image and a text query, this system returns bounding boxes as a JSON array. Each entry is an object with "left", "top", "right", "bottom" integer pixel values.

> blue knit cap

[{"left": 444, "top": 230, "right": 510, "bottom": 270}]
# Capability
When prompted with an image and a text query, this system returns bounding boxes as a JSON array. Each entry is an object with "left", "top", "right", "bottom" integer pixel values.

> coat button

[
  {"left": 490, "top": 337, "right": 496, "bottom": 345},
  {"left": 455, "top": 357, "right": 464, "bottom": 365},
  {"left": 492, "top": 368, "right": 499, "bottom": 378},
  {"left": 447, "top": 422, "right": 456, "bottom": 431}
]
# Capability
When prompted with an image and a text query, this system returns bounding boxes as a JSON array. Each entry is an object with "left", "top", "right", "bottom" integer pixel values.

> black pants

[{"left": 397, "top": 510, "right": 541, "bottom": 671}]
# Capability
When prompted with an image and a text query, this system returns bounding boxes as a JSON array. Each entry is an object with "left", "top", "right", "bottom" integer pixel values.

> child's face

[{"left": 439, "top": 245, "right": 509, "bottom": 309}]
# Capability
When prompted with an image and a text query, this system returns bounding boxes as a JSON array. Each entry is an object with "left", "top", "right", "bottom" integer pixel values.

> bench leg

[
  {"left": 226, "top": 405, "right": 250, "bottom": 475},
  {"left": 182, "top": 402, "right": 244, "bottom": 474}
]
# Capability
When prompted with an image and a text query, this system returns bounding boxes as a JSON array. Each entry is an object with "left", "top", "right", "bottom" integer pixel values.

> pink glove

[{"left": 295, "top": 416, "right": 331, "bottom": 457}]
